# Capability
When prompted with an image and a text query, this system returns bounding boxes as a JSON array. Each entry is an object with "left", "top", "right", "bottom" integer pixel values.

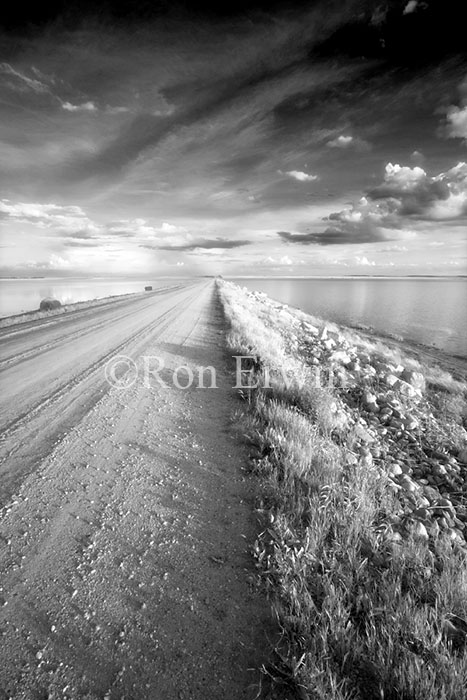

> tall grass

[{"left": 218, "top": 281, "right": 467, "bottom": 700}]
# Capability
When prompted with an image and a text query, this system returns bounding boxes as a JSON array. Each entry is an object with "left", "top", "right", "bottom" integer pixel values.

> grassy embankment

[{"left": 217, "top": 280, "right": 467, "bottom": 700}]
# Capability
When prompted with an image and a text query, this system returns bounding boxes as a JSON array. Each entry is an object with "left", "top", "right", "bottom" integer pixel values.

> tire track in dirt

[{"left": 0, "top": 280, "right": 273, "bottom": 699}]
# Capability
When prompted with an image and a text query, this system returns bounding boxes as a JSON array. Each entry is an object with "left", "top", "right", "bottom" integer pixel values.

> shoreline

[
  {"left": 346, "top": 320, "right": 467, "bottom": 380},
  {"left": 0, "top": 285, "right": 180, "bottom": 329},
  {"left": 238, "top": 287, "right": 467, "bottom": 377},
  {"left": 218, "top": 279, "right": 467, "bottom": 698}
]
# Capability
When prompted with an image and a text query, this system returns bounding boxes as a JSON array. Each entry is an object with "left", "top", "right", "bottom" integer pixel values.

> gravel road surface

[{"left": 0, "top": 280, "right": 271, "bottom": 699}]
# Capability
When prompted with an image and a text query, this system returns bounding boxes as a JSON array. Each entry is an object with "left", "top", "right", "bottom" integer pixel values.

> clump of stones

[{"left": 246, "top": 289, "right": 467, "bottom": 550}]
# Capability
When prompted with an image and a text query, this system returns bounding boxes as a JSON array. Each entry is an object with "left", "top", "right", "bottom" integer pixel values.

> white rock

[
  {"left": 401, "top": 368, "right": 425, "bottom": 392},
  {"left": 385, "top": 374, "right": 400, "bottom": 388},
  {"left": 410, "top": 521, "right": 429, "bottom": 540},
  {"left": 323, "top": 338, "right": 336, "bottom": 350},
  {"left": 398, "top": 381, "right": 419, "bottom": 399},
  {"left": 401, "top": 476, "right": 418, "bottom": 493},
  {"left": 354, "top": 424, "right": 375, "bottom": 444},
  {"left": 332, "top": 410, "right": 348, "bottom": 429},
  {"left": 363, "top": 391, "right": 377, "bottom": 405},
  {"left": 360, "top": 452, "right": 373, "bottom": 467},
  {"left": 389, "top": 464, "right": 403, "bottom": 476},
  {"left": 304, "top": 323, "right": 319, "bottom": 336},
  {"left": 330, "top": 350, "right": 351, "bottom": 365}
]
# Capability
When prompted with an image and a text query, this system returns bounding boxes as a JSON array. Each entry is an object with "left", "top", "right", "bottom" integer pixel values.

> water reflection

[
  {"left": 0, "top": 278, "right": 171, "bottom": 317},
  {"left": 231, "top": 278, "right": 467, "bottom": 357}
]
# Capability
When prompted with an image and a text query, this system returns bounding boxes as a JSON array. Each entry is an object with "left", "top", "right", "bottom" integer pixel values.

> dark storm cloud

[
  {"left": 367, "top": 173, "right": 450, "bottom": 216},
  {"left": 143, "top": 238, "right": 251, "bottom": 251},
  {"left": 277, "top": 226, "right": 391, "bottom": 246},
  {"left": 277, "top": 230, "right": 318, "bottom": 244}
]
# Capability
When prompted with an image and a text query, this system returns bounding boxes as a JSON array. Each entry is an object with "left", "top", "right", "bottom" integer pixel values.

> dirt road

[{"left": 0, "top": 281, "right": 271, "bottom": 699}]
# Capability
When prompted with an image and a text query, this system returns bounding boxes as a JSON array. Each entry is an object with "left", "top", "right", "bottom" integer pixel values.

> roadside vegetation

[{"left": 217, "top": 280, "right": 467, "bottom": 700}]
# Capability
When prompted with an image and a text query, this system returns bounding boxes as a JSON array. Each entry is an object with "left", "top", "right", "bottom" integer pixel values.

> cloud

[
  {"left": 373, "top": 163, "right": 429, "bottom": 192},
  {"left": 26, "top": 254, "right": 72, "bottom": 270},
  {"left": 62, "top": 101, "right": 97, "bottom": 113},
  {"left": 326, "top": 135, "right": 353, "bottom": 148},
  {"left": 63, "top": 239, "right": 102, "bottom": 247},
  {"left": 277, "top": 231, "right": 319, "bottom": 245},
  {"left": 326, "top": 134, "right": 370, "bottom": 151},
  {"left": 0, "top": 62, "right": 50, "bottom": 94},
  {"left": 445, "top": 105, "right": 467, "bottom": 144},
  {"left": 1, "top": 5, "right": 465, "bottom": 277},
  {"left": 277, "top": 225, "right": 413, "bottom": 246},
  {"left": 282, "top": 170, "right": 318, "bottom": 183},
  {"left": 146, "top": 238, "right": 251, "bottom": 251},
  {"left": 105, "top": 218, "right": 187, "bottom": 241},
  {"left": 441, "top": 78, "right": 467, "bottom": 145},
  {"left": 411, "top": 150, "right": 425, "bottom": 163},
  {"left": 277, "top": 159, "right": 467, "bottom": 248},
  {"left": 0, "top": 200, "right": 99, "bottom": 235},
  {"left": 354, "top": 256, "right": 376, "bottom": 266},
  {"left": 403, "top": 1, "right": 418, "bottom": 15},
  {"left": 0, "top": 200, "right": 200, "bottom": 260},
  {"left": 261, "top": 254, "right": 304, "bottom": 266},
  {"left": 364, "top": 162, "right": 467, "bottom": 220},
  {"left": 382, "top": 244, "right": 408, "bottom": 252},
  {"left": 160, "top": 222, "right": 182, "bottom": 233}
]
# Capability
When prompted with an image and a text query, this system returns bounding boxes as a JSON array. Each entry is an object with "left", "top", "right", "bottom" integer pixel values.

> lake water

[
  {"left": 0, "top": 278, "right": 179, "bottom": 317},
  {"left": 230, "top": 277, "right": 467, "bottom": 358}
]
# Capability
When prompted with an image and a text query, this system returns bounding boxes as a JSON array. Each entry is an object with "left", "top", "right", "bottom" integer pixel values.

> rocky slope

[{"left": 245, "top": 287, "right": 467, "bottom": 550}]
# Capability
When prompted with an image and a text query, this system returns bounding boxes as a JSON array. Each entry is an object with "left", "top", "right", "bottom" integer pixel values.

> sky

[{"left": 0, "top": 0, "right": 466, "bottom": 277}]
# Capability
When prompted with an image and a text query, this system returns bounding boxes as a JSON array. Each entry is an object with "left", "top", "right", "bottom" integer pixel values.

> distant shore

[
  {"left": 227, "top": 274, "right": 467, "bottom": 279},
  {"left": 0, "top": 290, "right": 145, "bottom": 327}
]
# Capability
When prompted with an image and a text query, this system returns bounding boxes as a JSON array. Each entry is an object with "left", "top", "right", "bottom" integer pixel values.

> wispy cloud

[{"left": 0, "top": 62, "right": 51, "bottom": 94}]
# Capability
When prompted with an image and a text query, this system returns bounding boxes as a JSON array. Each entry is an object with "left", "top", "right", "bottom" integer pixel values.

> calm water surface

[
  {"left": 230, "top": 277, "right": 467, "bottom": 358},
  {"left": 0, "top": 278, "right": 177, "bottom": 317}
]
